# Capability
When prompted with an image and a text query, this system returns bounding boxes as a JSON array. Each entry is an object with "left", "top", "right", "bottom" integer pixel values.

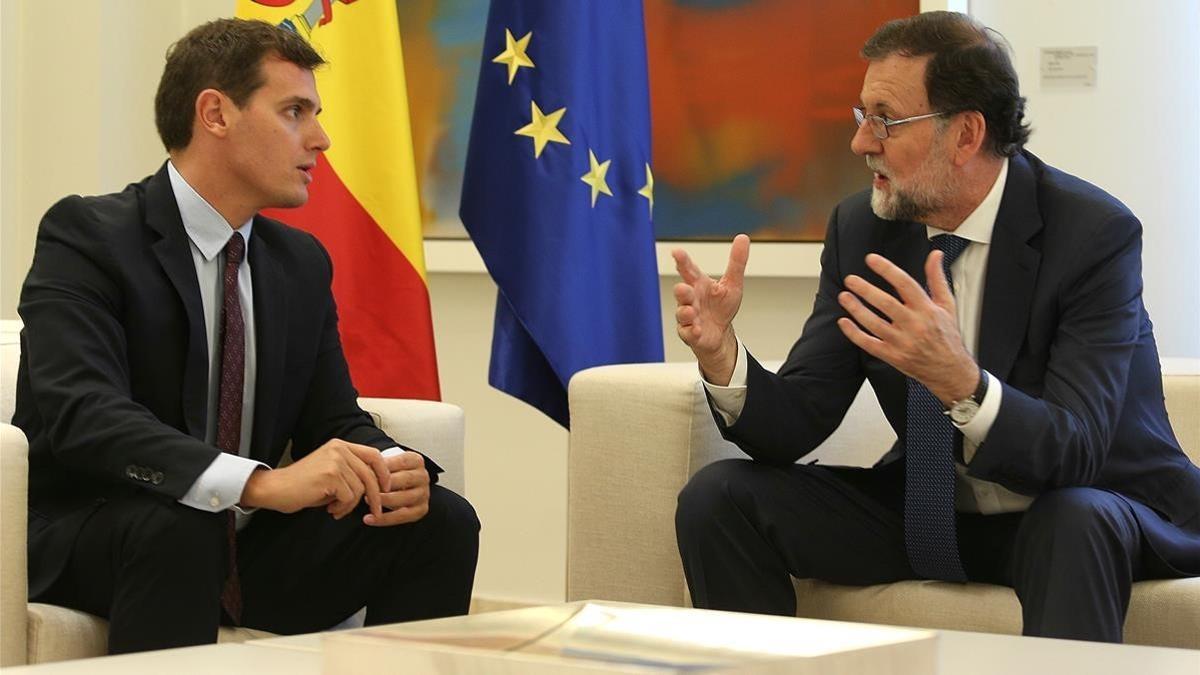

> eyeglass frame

[{"left": 852, "top": 106, "right": 954, "bottom": 140}]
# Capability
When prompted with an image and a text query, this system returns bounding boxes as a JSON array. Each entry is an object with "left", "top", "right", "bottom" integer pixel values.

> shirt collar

[
  {"left": 167, "top": 161, "right": 254, "bottom": 262},
  {"left": 925, "top": 156, "right": 1009, "bottom": 245}
]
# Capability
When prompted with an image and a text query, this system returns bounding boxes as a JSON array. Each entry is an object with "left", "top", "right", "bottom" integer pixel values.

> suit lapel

[
  {"left": 878, "top": 219, "right": 930, "bottom": 291},
  {"left": 248, "top": 220, "right": 288, "bottom": 464},
  {"left": 978, "top": 152, "right": 1044, "bottom": 381},
  {"left": 146, "top": 165, "right": 208, "bottom": 441}
]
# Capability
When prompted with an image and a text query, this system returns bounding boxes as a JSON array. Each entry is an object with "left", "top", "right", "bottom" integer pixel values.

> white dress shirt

[
  {"left": 705, "top": 157, "right": 1035, "bottom": 514},
  {"left": 167, "top": 163, "right": 403, "bottom": 521}
]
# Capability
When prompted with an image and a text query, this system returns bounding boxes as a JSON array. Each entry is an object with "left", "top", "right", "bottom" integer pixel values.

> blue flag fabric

[{"left": 460, "top": 0, "right": 664, "bottom": 427}]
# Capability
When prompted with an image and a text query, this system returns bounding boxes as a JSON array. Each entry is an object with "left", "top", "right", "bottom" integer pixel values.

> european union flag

[{"left": 460, "top": 0, "right": 664, "bottom": 427}]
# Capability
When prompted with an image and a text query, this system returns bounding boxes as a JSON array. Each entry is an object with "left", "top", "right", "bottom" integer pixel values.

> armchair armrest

[
  {"left": 358, "top": 398, "right": 466, "bottom": 496},
  {"left": 2, "top": 423, "right": 29, "bottom": 666},
  {"left": 566, "top": 362, "right": 894, "bottom": 607},
  {"left": 567, "top": 363, "right": 734, "bottom": 606}
]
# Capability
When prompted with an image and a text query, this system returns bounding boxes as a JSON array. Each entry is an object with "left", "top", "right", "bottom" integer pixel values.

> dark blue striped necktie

[{"left": 904, "top": 233, "right": 970, "bottom": 582}]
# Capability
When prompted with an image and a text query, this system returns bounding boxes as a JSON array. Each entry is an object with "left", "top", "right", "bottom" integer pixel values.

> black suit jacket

[
  {"left": 712, "top": 151, "right": 1200, "bottom": 574},
  {"left": 16, "top": 164, "right": 439, "bottom": 598}
]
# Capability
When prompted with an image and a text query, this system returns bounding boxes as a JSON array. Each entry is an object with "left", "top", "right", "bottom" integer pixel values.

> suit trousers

[
  {"left": 34, "top": 484, "right": 479, "bottom": 654},
  {"left": 675, "top": 458, "right": 1157, "bottom": 642}
]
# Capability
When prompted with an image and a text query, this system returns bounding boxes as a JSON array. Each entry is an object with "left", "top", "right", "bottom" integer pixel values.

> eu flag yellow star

[
  {"left": 638, "top": 163, "right": 654, "bottom": 215},
  {"left": 580, "top": 150, "right": 614, "bottom": 207},
  {"left": 514, "top": 101, "right": 570, "bottom": 159},
  {"left": 492, "top": 28, "right": 535, "bottom": 85}
]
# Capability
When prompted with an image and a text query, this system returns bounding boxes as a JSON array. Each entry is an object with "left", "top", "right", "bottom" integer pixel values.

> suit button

[
  {"left": 125, "top": 466, "right": 137, "bottom": 479},
  {"left": 151, "top": 472, "right": 164, "bottom": 485}
]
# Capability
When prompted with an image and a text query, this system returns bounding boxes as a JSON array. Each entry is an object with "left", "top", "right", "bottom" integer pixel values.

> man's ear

[
  {"left": 953, "top": 110, "right": 987, "bottom": 165},
  {"left": 194, "top": 88, "right": 233, "bottom": 140}
]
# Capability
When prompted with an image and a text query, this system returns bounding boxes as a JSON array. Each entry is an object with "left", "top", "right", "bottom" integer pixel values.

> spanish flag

[{"left": 235, "top": 0, "right": 439, "bottom": 400}]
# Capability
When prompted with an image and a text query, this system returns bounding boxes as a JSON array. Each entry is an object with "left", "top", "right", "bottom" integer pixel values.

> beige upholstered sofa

[
  {"left": 567, "top": 361, "right": 1200, "bottom": 649},
  {"left": 0, "top": 320, "right": 466, "bottom": 666}
]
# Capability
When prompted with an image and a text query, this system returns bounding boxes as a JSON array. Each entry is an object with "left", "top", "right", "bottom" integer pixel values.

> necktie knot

[
  {"left": 224, "top": 232, "right": 245, "bottom": 267},
  {"left": 930, "top": 234, "right": 969, "bottom": 268}
]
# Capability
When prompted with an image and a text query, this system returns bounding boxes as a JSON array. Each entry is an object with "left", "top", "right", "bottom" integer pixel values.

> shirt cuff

[
  {"left": 179, "top": 452, "right": 268, "bottom": 514},
  {"left": 701, "top": 338, "right": 749, "bottom": 426},
  {"left": 957, "top": 370, "right": 1002, "bottom": 463}
]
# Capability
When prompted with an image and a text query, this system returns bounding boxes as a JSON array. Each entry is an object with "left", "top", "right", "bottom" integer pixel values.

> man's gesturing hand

[
  {"left": 364, "top": 451, "right": 431, "bottom": 527},
  {"left": 836, "top": 251, "right": 979, "bottom": 406},
  {"left": 671, "top": 234, "right": 750, "bottom": 385},
  {"left": 239, "top": 439, "right": 391, "bottom": 519}
]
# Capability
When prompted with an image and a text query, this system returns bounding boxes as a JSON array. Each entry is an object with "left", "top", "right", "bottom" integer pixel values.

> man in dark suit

[
  {"left": 15, "top": 18, "right": 478, "bottom": 654},
  {"left": 671, "top": 11, "right": 1199, "bottom": 643}
]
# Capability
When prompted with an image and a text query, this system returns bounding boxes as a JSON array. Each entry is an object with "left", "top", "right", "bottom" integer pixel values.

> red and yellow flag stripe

[{"left": 236, "top": 0, "right": 439, "bottom": 400}]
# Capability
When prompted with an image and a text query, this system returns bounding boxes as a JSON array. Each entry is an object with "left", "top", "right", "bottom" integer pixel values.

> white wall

[
  {"left": 0, "top": 0, "right": 227, "bottom": 319},
  {"left": 970, "top": 0, "right": 1200, "bottom": 365}
]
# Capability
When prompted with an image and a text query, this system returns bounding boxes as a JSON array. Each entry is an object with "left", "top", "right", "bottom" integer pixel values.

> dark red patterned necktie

[{"left": 216, "top": 232, "right": 245, "bottom": 623}]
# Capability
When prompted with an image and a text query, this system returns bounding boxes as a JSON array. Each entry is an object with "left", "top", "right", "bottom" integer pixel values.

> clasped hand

[
  {"left": 240, "top": 439, "right": 430, "bottom": 526},
  {"left": 836, "top": 251, "right": 978, "bottom": 406}
]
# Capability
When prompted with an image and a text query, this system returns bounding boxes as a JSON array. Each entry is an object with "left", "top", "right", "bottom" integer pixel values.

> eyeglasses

[{"left": 852, "top": 106, "right": 952, "bottom": 140}]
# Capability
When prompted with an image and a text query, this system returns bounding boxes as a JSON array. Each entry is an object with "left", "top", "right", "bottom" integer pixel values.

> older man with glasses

[{"left": 671, "top": 11, "right": 1199, "bottom": 643}]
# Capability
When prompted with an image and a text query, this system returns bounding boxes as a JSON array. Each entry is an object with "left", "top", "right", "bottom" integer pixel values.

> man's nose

[
  {"left": 850, "top": 121, "right": 882, "bottom": 157},
  {"left": 311, "top": 120, "right": 331, "bottom": 152}
]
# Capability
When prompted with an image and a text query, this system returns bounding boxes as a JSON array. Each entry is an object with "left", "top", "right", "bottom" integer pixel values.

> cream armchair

[
  {"left": 0, "top": 321, "right": 466, "bottom": 665},
  {"left": 566, "top": 361, "right": 1200, "bottom": 649}
]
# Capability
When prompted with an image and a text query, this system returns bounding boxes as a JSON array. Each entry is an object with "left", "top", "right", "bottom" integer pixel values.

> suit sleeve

[
  {"left": 286, "top": 236, "right": 443, "bottom": 481},
  {"left": 18, "top": 197, "right": 220, "bottom": 499},
  {"left": 711, "top": 204, "right": 866, "bottom": 465},
  {"left": 969, "top": 212, "right": 1144, "bottom": 492}
]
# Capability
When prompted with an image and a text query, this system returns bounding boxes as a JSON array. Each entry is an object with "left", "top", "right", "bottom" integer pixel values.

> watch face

[{"left": 949, "top": 399, "right": 981, "bottom": 425}]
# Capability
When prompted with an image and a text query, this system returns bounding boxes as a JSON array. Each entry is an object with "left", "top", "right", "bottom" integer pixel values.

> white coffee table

[{"left": 7, "top": 601, "right": 1198, "bottom": 674}]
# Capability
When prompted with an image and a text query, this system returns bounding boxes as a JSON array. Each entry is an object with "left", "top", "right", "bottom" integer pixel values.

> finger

[
  {"left": 388, "top": 467, "right": 431, "bottom": 493},
  {"left": 326, "top": 473, "right": 356, "bottom": 519},
  {"left": 843, "top": 274, "right": 906, "bottom": 322},
  {"left": 671, "top": 248, "right": 707, "bottom": 285},
  {"left": 723, "top": 234, "right": 750, "bottom": 286},
  {"left": 365, "top": 500, "right": 430, "bottom": 527},
  {"left": 379, "top": 484, "right": 428, "bottom": 511},
  {"left": 675, "top": 305, "right": 696, "bottom": 327},
  {"left": 341, "top": 449, "right": 383, "bottom": 518},
  {"left": 865, "top": 253, "right": 928, "bottom": 305},
  {"left": 925, "top": 251, "right": 955, "bottom": 309},
  {"left": 347, "top": 443, "right": 392, "bottom": 493},
  {"left": 384, "top": 450, "right": 424, "bottom": 473},
  {"left": 333, "top": 464, "right": 366, "bottom": 519},
  {"left": 837, "top": 317, "right": 894, "bottom": 364},
  {"left": 676, "top": 323, "right": 699, "bottom": 347},
  {"left": 837, "top": 291, "right": 899, "bottom": 342},
  {"left": 673, "top": 282, "right": 695, "bottom": 307}
]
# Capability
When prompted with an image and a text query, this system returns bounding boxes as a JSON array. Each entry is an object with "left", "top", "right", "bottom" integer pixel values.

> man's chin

[
  {"left": 270, "top": 192, "right": 310, "bottom": 210},
  {"left": 870, "top": 187, "right": 896, "bottom": 220}
]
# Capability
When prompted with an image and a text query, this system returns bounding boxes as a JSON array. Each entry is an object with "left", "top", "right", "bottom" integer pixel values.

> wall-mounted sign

[{"left": 1040, "top": 47, "right": 1098, "bottom": 89}]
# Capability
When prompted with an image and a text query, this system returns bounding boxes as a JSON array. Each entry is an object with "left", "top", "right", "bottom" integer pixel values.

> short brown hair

[
  {"left": 154, "top": 18, "right": 325, "bottom": 151},
  {"left": 862, "top": 11, "right": 1031, "bottom": 157}
]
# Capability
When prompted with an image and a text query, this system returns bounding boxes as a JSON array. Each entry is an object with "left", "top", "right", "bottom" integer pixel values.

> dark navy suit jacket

[
  {"left": 713, "top": 150, "right": 1200, "bottom": 574},
  {"left": 15, "top": 164, "right": 439, "bottom": 598}
]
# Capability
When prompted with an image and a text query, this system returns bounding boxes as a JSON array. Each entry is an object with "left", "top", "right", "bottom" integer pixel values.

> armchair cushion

[{"left": 567, "top": 361, "right": 1200, "bottom": 649}]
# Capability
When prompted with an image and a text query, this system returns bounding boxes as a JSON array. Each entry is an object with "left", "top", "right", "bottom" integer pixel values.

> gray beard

[{"left": 870, "top": 185, "right": 937, "bottom": 222}]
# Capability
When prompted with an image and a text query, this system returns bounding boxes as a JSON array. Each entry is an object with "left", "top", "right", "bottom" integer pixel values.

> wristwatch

[{"left": 945, "top": 368, "right": 988, "bottom": 426}]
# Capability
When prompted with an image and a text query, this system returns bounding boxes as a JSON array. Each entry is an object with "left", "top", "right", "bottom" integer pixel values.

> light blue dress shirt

[
  {"left": 166, "top": 163, "right": 404, "bottom": 522},
  {"left": 168, "top": 163, "right": 265, "bottom": 518}
]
